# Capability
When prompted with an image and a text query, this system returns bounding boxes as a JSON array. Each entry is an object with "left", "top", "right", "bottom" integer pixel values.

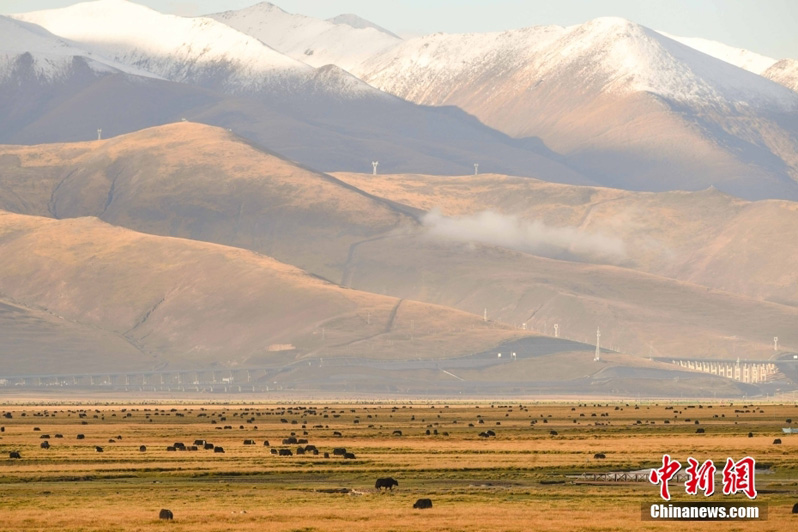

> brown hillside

[
  {"left": 0, "top": 210, "right": 525, "bottom": 374},
  {"left": 0, "top": 122, "right": 412, "bottom": 282},
  {"left": 334, "top": 171, "right": 798, "bottom": 307}
]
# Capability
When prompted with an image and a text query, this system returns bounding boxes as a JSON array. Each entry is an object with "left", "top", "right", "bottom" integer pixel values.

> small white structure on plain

[
  {"left": 522, "top": 322, "right": 526, "bottom": 330},
  {"left": 474, "top": 163, "right": 479, "bottom": 175},
  {"left": 97, "top": 128, "right": 102, "bottom": 141},
  {"left": 512, "top": 352, "right": 517, "bottom": 361},
  {"left": 554, "top": 324, "right": 559, "bottom": 338},
  {"left": 483, "top": 308, "right": 487, "bottom": 322},
  {"left": 497, "top": 352, "right": 502, "bottom": 358},
  {"left": 774, "top": 336, "right": 779, "bottom": 351},
  {"left": 372, "top": 161, "right": 379, "bottom": 175},
  {"left": 594, "top": 327, "right": 601, "bottom": 361}
]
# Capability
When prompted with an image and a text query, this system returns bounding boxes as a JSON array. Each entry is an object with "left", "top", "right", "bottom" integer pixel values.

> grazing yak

[
  {"left": 214, "top": 446, "right": 225, "bottom": 453},
  {"left": 375, "top": 478, "right": 399, "bottom": 491},
  {"left": 9, "top": 451, "right": 21, "bottom": 459},
  {"left": 333, "top": 448, "right": 347, "bottom": 456},
  {"left": 40, "top": 441, "right": 50, "bottom": 449},
  {"left": 95, "top": 446, "right": 104, "bottom": 453},
  {"left": 413, "top": 498, "right": 433, "bottom": 509},
  {"left": 343, "top": 452, "right": 356, "bottom": 460},
  {"left": 139, "top": 446, "right": 147, "bottom": 452},
  {"left": 159, "top": 509, "right": 173, "bottom": 520},
  {"left": 278, "top": 449, "right": 292, "bottom": 456}
]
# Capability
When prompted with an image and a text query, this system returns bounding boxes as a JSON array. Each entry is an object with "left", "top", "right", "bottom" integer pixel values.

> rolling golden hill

[
  {"left": 0, "top": 122, "right": 413, "bottom": 282},
  {"left": 0, "top": 210, "right": 527, "bottom": 375},
  {"left": 1, "top": 124, "right": 794, "bottom": 372},
  {"left": 334, "top": 171, "right": 798, "bottom": 307}
]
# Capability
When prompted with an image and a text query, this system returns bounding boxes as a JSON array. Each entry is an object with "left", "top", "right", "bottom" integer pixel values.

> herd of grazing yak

[
  {"left": 2, "top": 401, "right": 792, "bottom": 521},
  {"left": 0, "top": 403, "right": 480, "bottom": 515}
]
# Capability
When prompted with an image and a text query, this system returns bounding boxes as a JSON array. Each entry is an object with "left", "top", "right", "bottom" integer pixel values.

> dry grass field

[{"left": 0, "top": 401, "right": 796, "bottom": 531}]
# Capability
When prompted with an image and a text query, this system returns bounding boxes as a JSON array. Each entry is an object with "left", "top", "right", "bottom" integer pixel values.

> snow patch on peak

[
  {"left": 208, "top": 3, "right": 400, "bottom": 71},
  {"left": 12, "top": 0, "right": 311, "bottom": 91},
  {"left": 535, "top": 17, "right": 797, "bottom": 109},
  {"left": 327, "top": 14, "right": 401, "bottom": 40},
  {"left": 244, "top": 2, "right": 287, "bottom": 14},
  {"left": 658, "top": 32, "right": 778, "bottom": 74},
  {"left": 0, "top": 14, "right": 159, "bottom": 82}
]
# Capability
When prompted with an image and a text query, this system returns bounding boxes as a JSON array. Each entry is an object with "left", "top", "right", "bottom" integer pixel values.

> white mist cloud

[{"left": 422, "top": 209, "right": 627, "bottom": 265}]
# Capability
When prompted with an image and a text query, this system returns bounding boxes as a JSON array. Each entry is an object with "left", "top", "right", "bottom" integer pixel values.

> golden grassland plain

[{"left": 0, "top": 401, "right": 796, "bottom": 531}]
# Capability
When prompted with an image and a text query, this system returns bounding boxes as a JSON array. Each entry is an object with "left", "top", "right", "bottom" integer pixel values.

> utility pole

[{"left": 594, "top": 327, "right": 601, "bottom": 361}]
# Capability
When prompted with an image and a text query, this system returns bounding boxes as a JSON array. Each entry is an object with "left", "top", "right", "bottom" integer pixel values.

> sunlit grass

[{"left": 0, "top": 401, "right": 795, "bottom": 531}]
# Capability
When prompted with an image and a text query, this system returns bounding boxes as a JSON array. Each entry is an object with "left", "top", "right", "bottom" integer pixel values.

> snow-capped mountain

[
  {"left": 208, "top": 2, "right": 401, "bottom": 71},
  {"left": 358, "top": 17, "right": 796, "bottom": 116},
  {"left": 0, "top": 1, "right": 587, "bottom": 183},
  {"left": 0, "top": 15, "right": 157, "bottom": 82},
  {"left": 657, "top": 32, "right": 798, "bottom": 93},
  {"left": 12, "top": 0, "right": 312, "bottom": 94},
  {"left": 355, "top": 17, "right": 798, "bottom": 199},
  {"left": 5, "top": 2, "right": 798, "bottom": 199},
  {"left": 0, "top": 14, "right": 196, "bottom": 144}
]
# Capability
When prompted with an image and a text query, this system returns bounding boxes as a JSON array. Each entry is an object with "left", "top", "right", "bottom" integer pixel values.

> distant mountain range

[
  {"left": 0, "top": 1, "right": 796, "bottom": 395},
  {"left": 1, "top": 1, "right": 586, "bottom": 183},
  {"left": 0, "top": 0, "right": 794, "bottom": 200}
]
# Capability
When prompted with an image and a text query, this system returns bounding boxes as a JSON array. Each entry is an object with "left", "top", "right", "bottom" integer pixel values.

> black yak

[
  {"left": 375, "top": 478, "right": 399, "bottom": 490},
  {"left": 413, "top": 498, "right": 433, "bottom": 509}
]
